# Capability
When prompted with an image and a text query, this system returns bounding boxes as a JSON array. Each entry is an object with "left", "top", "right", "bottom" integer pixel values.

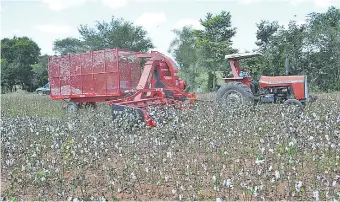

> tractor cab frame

[{"left": 223, "top": 52, "right": 261, "bottom": 95}]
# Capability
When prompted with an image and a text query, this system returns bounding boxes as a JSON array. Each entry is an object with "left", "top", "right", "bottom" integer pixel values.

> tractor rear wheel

[{"left": 216, "top": 82, "right": 254, "bottom": 108}]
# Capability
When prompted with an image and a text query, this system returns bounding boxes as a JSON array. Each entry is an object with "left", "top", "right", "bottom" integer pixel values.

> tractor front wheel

[
  {"left": 283, "top": 99, "right": 303, "bottom": 117},
  {"left": 216, "top": 82, "right": 254, "bottom": 108}
]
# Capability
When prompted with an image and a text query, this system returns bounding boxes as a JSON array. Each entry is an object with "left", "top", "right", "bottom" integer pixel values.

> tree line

[
  {"left": 168, "top": 6, "right": 340, "bottom": 92},
  {"left": 1, "top": 7, "right": 339, "bottom": 93}
]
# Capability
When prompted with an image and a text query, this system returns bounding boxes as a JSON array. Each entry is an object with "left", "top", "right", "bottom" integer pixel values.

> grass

[
  {"left": 1, "top": 91, "right": 340, "bottom": 201},
  {"left": 1, "top": 92, "right": 65, "bottom": 118}
]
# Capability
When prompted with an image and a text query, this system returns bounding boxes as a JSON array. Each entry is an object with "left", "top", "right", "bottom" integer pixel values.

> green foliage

[
  {"left": 304, "top": 6, "right": 340, "bottom": 90},
  {"left": 1, "top": 59, "right": 15, "bottom": 92},
  {"left": 79, "top": 17, "right": 154, "bottom": 52},
  {"left": 53, "top": 16, "right": 154, "bottom": 55},
  {"left": 242, "top": 6, "right": 340, "bottom": 91},
  {"left": 169, "top": 6, "right": 339, "bottom": 93},
  {"left": 1, "top": 36, "right": 41, "bottom": 91},
  {"left": 53, "top": 37, "right": 87, "bottom": 55},
  {"left": 170, "top": 11, "right": 238, "bottom": 91},
  {"left": 255, "top": 20, "right": 281, "bottom": 51},
  {"left": 194, "top": 11, "right": 238, "bottom": 70},
  {"left": 168, "top": 26, "right": 199, "bottom": 89},
  {"left": 1, "top": 36, "right": 41, "bottom": 65},
  {"left": 31, "top": 54, "right": 49, "bottom": 88}
]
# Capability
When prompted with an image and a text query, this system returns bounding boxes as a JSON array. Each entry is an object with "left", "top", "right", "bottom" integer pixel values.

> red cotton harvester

[{"left": 48, "top": 48, "right": 196, "bottom": 127}]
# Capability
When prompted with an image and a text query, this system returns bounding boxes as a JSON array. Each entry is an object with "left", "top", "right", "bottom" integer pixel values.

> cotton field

[{"left": 1, "top": 92, "right": 340, "bottom": 201}]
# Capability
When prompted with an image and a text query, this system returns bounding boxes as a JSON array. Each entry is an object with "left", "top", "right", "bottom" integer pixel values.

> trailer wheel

[
  {"left": 216, "top": 82, "right": 254, "bottom": 108},
  {"left": 84, "top": 102, "right": 97, "bottom": 109},
  {"left": 67, "top": 102, "right": 79, "bottom": 114}
]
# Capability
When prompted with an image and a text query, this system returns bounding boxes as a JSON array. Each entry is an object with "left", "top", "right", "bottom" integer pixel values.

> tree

[
  {"left": 168, "top": 26, "right": 199, "bottom": 89},
  {"left": 194, "top": 11, "right": 238, "bottom": 91},
  {"left": 1, "top": 59, "right": 15, "bottom": 92},
  {"left": 1, "top": 36, "right": 41, "bottom": 91},
  {"left": 79, "top": 16, "right": 154, "bottom": 52},
  {"left": 53, "top": 37, "right": 87, "bottom": 55},
  {"left": 31, "top": 54, "right": 49, "bottom": 88},
  {"left": 261, "top": 21, "right": 306, "bottom": 76},
  {"left": 53, "top": 16, "right": 154, "bottom": 55},
  {"left": 249, "top": 6, "right": 340, "bottom": 91},
  {"left": 1, "top": 36, "right": 40, "bottom": 65},
  {"left": 304, "top": 6, "right": 340, "bottom": 90},
  {"left": 255, "top": 20, "right": 281, "bottom": 52}
]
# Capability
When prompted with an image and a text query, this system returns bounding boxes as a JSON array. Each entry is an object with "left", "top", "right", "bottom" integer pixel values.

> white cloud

[
  {"left": 296, "top": 19, "right": 307, "bottom": 25},
  {"left": 238, "top": 0, "right": 264, "bottom": 4},
  {"left": 314, "top": 0, "right": 333, "bottom": 8},
  {"left": 135, "top": 0, "right": 169, "bottom": 2},
  {"left": 35, "top": 24, "right": 72, "bottom": 34},
  {"left": 101, "top": 0, "right": 128, "bottom": 9},
  {"left": 40, "top": 0, "right": 127, "bottom": 11},
  {"left": 40, "top": 0, "right": 92, "bottom": 11},
  {"left": 135, "top": 12, "right": 167, "bottom": 30},
  {"left": 1, "top": 29, "right": 21, "bottom": 38},
  {"left": 289, "top": 0, "right": 338, "bottom": 7},
  {"left": 173, "top": 19, "right": 204, "bottom": 30},
  {"left": 289, "top": 0, "right": 309, "bottom": 6}
]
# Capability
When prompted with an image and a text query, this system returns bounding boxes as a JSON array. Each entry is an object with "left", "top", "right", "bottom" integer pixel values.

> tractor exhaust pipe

[{"left": 285, "top": 56, "right": 289, "bottom": 75}]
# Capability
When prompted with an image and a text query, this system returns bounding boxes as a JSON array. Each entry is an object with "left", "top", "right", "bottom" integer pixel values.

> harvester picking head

[{"left": 108, "top": 50, "right": 196, "bottom": 127}]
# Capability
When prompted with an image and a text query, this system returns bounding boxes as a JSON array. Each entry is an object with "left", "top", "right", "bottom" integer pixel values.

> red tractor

[{"left": 216, "top": 52, "right": 316, "bottom": 111}]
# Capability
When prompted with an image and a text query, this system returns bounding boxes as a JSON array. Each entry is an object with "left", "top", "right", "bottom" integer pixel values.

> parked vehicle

[{"left": 36, "top": 83, "right": 50, "bottom": 95}]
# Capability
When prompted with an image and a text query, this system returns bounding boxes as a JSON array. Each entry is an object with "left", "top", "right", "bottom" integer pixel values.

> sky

[{"left": 1, "top": 0, "right": 339, "bottom": 57}]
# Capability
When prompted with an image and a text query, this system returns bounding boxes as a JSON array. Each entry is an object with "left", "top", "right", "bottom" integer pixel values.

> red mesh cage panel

[
  {"left": 119, "top": 59, "right": 130, "bottom": 91},
  {"left": 81, "top": 52, "right": 94, "bottom": 93},
  {"left": 105, "top": 49, "right": 119, "bottom": 93},
  {"left": 48, "top": 48, "right": 141, "bottom": 100},
  {"left": 59, "top": 55, "right": 71, "bottom": 95},
  {"left": 48, "top": 56, "right": 61, "bottom": 95},
  {"left": 92, "top": 50, "right": 106, "bottom": 94},
  {"left": 131, "top": 61, "right": 141, "bottom": 88},
  {"left": 81, "top": 52, "right": 92, "bottom": 75},
  {"left": 118, "top": 50, "right": 140, "bottom": 91},
  {"left": 70, "top": 54, "right": 82, "bottom": 94},
  {"left": 93, "top": 50, "right": 105, "bottom": 73}
]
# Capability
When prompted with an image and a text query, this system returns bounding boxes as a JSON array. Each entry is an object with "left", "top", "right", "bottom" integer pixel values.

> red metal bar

[
  {"left": 234, "top": 60, "right": 241, "bottom": 75},
  {"left": 81, "top": 54, "right": 83, "bottom": 94},
  {"left": 91, "top": 50, "right": 94, "bottom": 94},
  {"left": 229, "top": 60, "right": 239, "bottom": 78},
  {"left": 116, "top": 49, "right": 120, "bottom": 92},
  {"left": 104, "top": 50, "right": 107, "bottom": 94}
]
